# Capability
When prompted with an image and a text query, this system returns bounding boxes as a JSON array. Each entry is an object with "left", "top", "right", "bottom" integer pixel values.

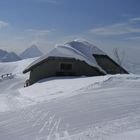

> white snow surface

[
  {"left": 0, "top": 57, "right": 37, "bottom": 75},
  {"left": 0, "top": 58, "right": 140, "bottom": 140},
  {"left": 65, "top": 40, "right": 106, "bottom": 55},
  {"left": 107, "top": 129, "right": 140, "bottom": 140},
  {"left": 24, "top": 41, "right": 106, "bottom": 73}
]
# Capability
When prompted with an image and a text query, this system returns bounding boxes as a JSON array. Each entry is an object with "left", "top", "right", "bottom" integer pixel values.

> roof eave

[{"left": 23, "top": 69, "right": 29, "bottom": 74}]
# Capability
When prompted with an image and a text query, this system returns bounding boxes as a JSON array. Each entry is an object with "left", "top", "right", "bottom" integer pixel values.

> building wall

[
  {"left": 93, "top": 55, "right": 128, "bottom": 74},
  {"left": 29, "top": 57, "right": 104, "bottom": 85}
]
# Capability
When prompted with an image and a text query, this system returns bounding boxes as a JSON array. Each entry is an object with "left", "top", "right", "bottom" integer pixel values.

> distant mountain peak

[
  {"left": 29, "top": 44, "right": 39, "bottom": 49},
  {"left": 20, "top": 44, "right": 43, "bottom": 59},
  {"left": 0, "top": 49, "right": 8, "bottom": 59},
  {"left": 1, "top": 52, "right": 21, "bottom": 62}
]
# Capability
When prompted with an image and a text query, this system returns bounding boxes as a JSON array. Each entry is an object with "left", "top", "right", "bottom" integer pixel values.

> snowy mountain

[
  {"left": 0, "top": 49, "right": 22, "bottom": 62},
  {"left": 0, "top": 49, "right": 8, "bottom": 59},
  {"left": 1, "top": 52, "right": 21, "bottom": 62},
  {"left": 20, "top": 44, "right": 43, "bottom": 59},
  {"left": 0, "top": 45, "right": 42, "bottom": 62}
]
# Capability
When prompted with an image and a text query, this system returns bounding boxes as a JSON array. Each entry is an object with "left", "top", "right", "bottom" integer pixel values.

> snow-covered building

[
  {"left": 66, "top": 41, "right": 128, "bottom": 74},
  {"left": 23, "top": 40, "right": 128, "bottom": 86}
]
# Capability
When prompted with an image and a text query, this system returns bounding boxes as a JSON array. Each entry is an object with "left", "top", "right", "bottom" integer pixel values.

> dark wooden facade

[
  {"left": 26, "top": 56, "right": 104, "bottom": 85},
  {"left": 93, "top": 54, "right": 128, "bottom": 74}
]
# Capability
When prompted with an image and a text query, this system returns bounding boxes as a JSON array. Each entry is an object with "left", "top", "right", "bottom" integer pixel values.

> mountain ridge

[
  {"left": 0, "top": 44, "right": 43, "bottom": 62},
  {"left": 20, "top": 44, "right": 43, "bottom": 59}
]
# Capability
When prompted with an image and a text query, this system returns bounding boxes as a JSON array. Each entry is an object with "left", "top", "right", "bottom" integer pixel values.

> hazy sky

[{"left": 0, "top": 0, "right": 140, "bottom": 62}]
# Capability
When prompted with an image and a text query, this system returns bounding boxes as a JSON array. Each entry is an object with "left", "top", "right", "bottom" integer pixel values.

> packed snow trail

[{"left": 0, "top": 73, "right": 140, "bottom": 139}]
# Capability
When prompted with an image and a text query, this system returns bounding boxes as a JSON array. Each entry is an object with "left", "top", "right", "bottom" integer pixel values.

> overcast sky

[{"left": 0, "top": 0, "right": 140, "bottom": 62}]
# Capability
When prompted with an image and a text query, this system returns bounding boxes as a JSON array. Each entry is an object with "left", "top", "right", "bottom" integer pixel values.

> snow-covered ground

[
  {"left": 0, "top": 59, "right": 140, "bottom": 140},
  {"left": 108, "top": 129, "right": 140, "bottom": 140}
]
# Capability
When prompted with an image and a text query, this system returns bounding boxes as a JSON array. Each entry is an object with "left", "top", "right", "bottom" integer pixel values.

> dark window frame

[{"left": 60, "top": 63, "right": 72, "bottom": 71}]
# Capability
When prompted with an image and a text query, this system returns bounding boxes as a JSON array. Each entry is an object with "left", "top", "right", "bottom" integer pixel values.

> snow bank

[
  {"left": 19, "top": 76, "right": 108, "bottom": 102},
  {"left": 19, "top": 74, "right": 140, "bottom": 104}
]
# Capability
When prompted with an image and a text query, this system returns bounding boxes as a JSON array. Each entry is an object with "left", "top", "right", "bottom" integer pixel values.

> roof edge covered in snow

[
  {"left": 65, "top": 40, "right": 106, "bottom": 55},
  {"left": 23, "top": 42, "right": 106, "bottom": 74}
]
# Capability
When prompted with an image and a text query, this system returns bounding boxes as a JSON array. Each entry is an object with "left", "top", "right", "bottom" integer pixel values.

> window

[{"left": 60, "top": 63, "right": 72, "bottom": 70}]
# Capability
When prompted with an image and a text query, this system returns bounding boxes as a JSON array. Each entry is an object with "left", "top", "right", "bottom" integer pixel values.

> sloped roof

[
  {"left": 65, "top": 40, "right": 106, "bottom": 55},
  {"left": 23, "top": 41, "right": 106, "bottom": 74}
]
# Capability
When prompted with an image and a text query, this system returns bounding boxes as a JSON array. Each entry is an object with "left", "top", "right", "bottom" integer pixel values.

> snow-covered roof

[
  {"left": 65, "top": 40, "right": 106, "bottom": 55},
  {"left": 23, "top": 41, "right": 106, "bottom": 73}
]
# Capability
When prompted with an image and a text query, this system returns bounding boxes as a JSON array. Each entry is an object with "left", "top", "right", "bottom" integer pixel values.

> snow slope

[
  {"left": 0, "top": 57, "right": 37, "bottom": 75},
  {"left": 0, "top": 59, "right": 140, "bottom": 140},
  {"left": 108, "top": 129, "right": 140, "bottom": 140},
  {"left": 0, "top": 58, "right": 37, "bottom": 111}
]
